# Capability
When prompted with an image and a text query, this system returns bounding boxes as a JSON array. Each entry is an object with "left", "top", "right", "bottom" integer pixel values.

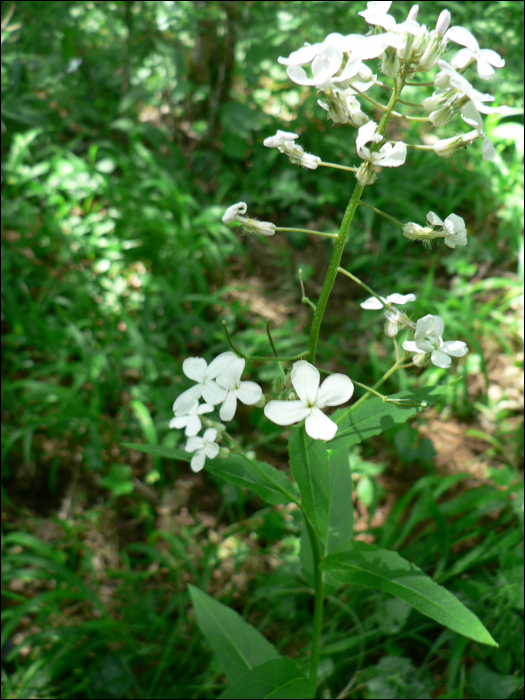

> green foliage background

[{"left": 1, "top": 2, "right": 523, "bottom": 698}]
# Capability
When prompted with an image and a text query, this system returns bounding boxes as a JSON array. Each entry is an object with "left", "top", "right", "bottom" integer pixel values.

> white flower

[
  {"left": 359, "top": 0, "right": 425, "bottom": 36},
  {"left": 402, "top": 212, "right": 467, "bottom": 247},
  {"left": 185, "top": 428, "right": 220, "bottom": 472},
  {"left": 356, "top": 121, "right": 407, "bottom": 167},
  {"left": 436, "top": 61, "right": 510, "bottom": 116},
  {"left": 173, "top": 352, "right": 237, "bottom": 416},
  {"left": 360, "top": 292, "right": 416, "bottom": 310},
  {"left": 264, "top": 361, "right": 354, "bottom": 441},
  {"left": 402, "top": 314, "right": 468, "bottom": 368},
  {"left": 169, "top": 400, "right": 214, "bottom": 437},
  {"left": 222, "top": 202, "right": 276, "bottom": 236},
  {"left": 216, "top": 358, "right": 263, "bottom": 422},
  {"left": 432, "top": 130, "right": 483, "bottom": 159},
  {"left": 263, "top": 131, "right": 321, "bottom": 169},
  {"left": 459, "top": 101, "right": 496, "bottom": 161},
  {"left": 426, "top": 212, "right": 467, "bottom": 248},
  {"left": 446, "top": 26, "right": 505, "bottom": 80}
]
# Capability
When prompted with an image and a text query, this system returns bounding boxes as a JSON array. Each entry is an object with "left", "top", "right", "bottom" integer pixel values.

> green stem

[
  {"left": 307, "top": 73, "right": 407, "bottom": 364},
  {"left": 304, "top": 517, "right": 324, "bottom": 689},
  {"left": 276, "top": 227, "right": 337, "bottom": 239},
  {"left": 266, "top": 321, "right": 286, "bottom": 380},
  {"left": 358, "top": 200, "right": 404, "bottom": 228},
  {"left": 337, "top": 267, "right": 388, "bottom": 309},
  {"left": 319, "top": 161, "right": 358, "bottom": 173}
]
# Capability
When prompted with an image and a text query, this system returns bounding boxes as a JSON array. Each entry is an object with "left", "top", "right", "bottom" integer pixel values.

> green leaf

[
  {"left": 288, "top": 428, "right": 330, "bottom": 543},
  {"left": 321, "top": 541, "right": 497, "bottom": 647},
  {"left": 329, "top": 387, "right": 444, "bottom": 450},
  {"left": 299, "top": 512, "right": 341, "bottom": 596},
  {"left": 326, "top": 448, "right": 354, "bottom": 554},
  {"left": 121, "top": 443, "right": 297, "bottom": 506},
  {"left": 218, "top": 658, "right": 315, "bottom": 699},
  {"left": 188, "top": 585, "right": 280, "bottom": 684}
]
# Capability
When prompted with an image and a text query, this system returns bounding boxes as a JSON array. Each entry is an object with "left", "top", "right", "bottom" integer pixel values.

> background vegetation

[{"left": 1, "top": 1, "right": 523, "bottom": 698}]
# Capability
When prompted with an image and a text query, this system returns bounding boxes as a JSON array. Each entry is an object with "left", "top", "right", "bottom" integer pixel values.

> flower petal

[
  {"left": 190, "top": 452, "right": 206, "bottom": 473},
  {"left": 481, "top": 136, "right": 496, "bottom": 161},
  {"left": 264, "top": 400, "right": 310, "bottom": 426},
  {"left": 416, "top": 314, "right": 435, "bottom": 337},
  {"left": 450, "top": 47, "right": 475, "bottom": 70},
  {"left": 203, "top": 428, "right": 218, "bottom": 443},
  {"left": 204, "top": 442, "right": 220, "bottom": 460},
  {"left": 182, "top": 357, "right": 207, "bottom": 382},
  {"left": 219, "top": 392, "right": 238, "bottom": 422},
  {"left": 433, "top": 315, "right": 445, "bottom": 337},
  {"left": 236, "top": 380, "right": 262, "bottom": 406},
  {"left": 426, "top": 211, "right": 443, "bottom": 226},
  {"left": 375, "top": 141, "right": 407, "bottom": 167},
  {"left": 291, "top": 361, "right": 320, "bottom": 405},
  {"left": 442, "top": 340, "right": 468, "bottom": 357},
  {"left": 196, "top": 403, "right": 214, "bottom": 416},
  {"left": 386, "top": 293, "right": 416, "bottom": 305},
  {"left": 431, "top": 349, "right": 452, "bottom": 368},
  {"left": 169, "top": 415, "right": 189, "bottom": 430},
  {"left": 446, "top": 26, "right": 480, "bottom": 53},
  {"left": 476, "top": 57, "right": 496, "bottom": 80},
  {"left": 206, "top": 351, "right": 237, "bottom": 379},
  {"left": 360, "top": 296, "right": 386, "bottom": 310},
  {"left": 185, "top": 436, "right": 204, "bottom": 453},
  {"left": 201, "top": 380, "right": 227, "bottom": 406},
  {"left": 217, "top": 357, "right": 245, "bottom": 390},
  {"left": 278, "top": 43, "right": 322, "bottom": 67},
  {"left": 317, "top": 374, "right": 354, "bottom": 408},
  {"left": 478, "top": 49, "right": 505, "bottom": 69},
  {"left": 184, "top": 414, "right": 202, "bottom": 437},
  {"left": 305, "top": 408, "right": 339, "bottom": 441},
  {"left": 287, "top": 64, "right": 316, "bottom": 86},
  {"left": 402, "top": 340, "right": 419, "bottom": 353},
  {"left": 173, "top": 385, "right": 202, "bottom": 415}
]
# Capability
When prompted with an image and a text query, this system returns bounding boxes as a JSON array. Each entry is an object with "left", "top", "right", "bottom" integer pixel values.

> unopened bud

[
  {"left": 381, "top": 48, "right": 400, "bottom": 79},
  {"left": 413, "top": 352, "right": 430, "bottom": 367},
  {"left": 384, "top": 320, "right": 399, "bottom": 338},
  {"left": 407, "top": 4, "right": 419, "bottom": 21},
  {"left": 433, "top": 130, "right": 480, "bottom": 158},
  {"left": 218, "top": 447, "right": 231, "bottom": 458},
  {"left": 254, "top": 395, "right": 266, "bottom": 409},
  {"left": 434, "top": 71, "right": 450, "bottom": 89},
  {"left": 245, "top": 219, "right": 276, "bottom": 236},
  {"left": 287, "top": 391, "right": 297, "bottom": 401},
  {"left": 402, "top": 222, "right": 434, "bottom": 245},
  {"left": 435, "top": 10, "right": 451, "bottom": 38}
]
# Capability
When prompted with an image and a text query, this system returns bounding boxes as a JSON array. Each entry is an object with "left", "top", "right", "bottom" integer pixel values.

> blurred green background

[{"left": 1, "top": 2, "right": 523, "bottom": 698}]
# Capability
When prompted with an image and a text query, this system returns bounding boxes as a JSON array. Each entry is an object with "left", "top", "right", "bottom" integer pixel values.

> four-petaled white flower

[
  {"left": 426, "top": 212, "right": 467, "bottom": 248},
  {"left": 359, "top": 0, "right": 425, "bottom": 36},
  {"left": 403, "top": 314, "right": 468, "bottom": 368},
  {"left": 263, "top": 131, "right": 321, "bottom": 169},
  {"left": 169, "top": 400, "right": 214, "bottom": 437},
  {"left": 222, "top": 202, "right": 276, "bottom": 236},
  {"left": 216, "top": 358, "right": 263, "bottom": 422},
  {"left": 264, "top": 361, "right": 354, "bottom": 441},
  {"left": 173, "top": 352, "right": 237, "bottom": 416},
  {"left": 360, "top": 292, "right": 416, "bottom": 310},
  {"left": 185, "top": 428, "right": 220, "bottom": 472},
  {"left": 446, "top": 26, "right": 505, "bottom": 80},
  {"left": 356, "top": 121, "right": 407, "bottom": 168},
  {"left": 436, "top": 61, "right": 510, "bottom": 116}
]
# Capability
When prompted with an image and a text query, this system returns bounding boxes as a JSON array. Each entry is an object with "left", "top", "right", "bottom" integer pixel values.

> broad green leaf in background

[
  {"left": 299, "top": 513, "right": 342, "bottom": 597},
  {"left": 330, "top": 387, "right": 444, "bottom": 450},
  {"left": 322, "top": 541, "right": 498, "bottom": 646},
  {"left": 218, "top": 658, "right": 316, "bottom": 699},
  {"left": 121, "top": 443, "right": 297, "bottom": 505},
  {"left": 188, "top": 585, "right": 280, "bottom": 684},
  {"left": 326, "top": 448, "right": 354, "bottom": 554},
  {"left": 288, "top": 428, "right": 330, "bottom": 543}
]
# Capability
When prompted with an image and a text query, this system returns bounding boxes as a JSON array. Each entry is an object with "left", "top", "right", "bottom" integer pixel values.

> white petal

[
  {"left": 431, "top": 349, "right": 452, "bottom": 369},
  {"left": 204, "top": 442, "right": 220, "bottom": 460},
  {"left": 220, "top": 392, "right": 238, "bottom": 422},
  {"left": 386, "top": 293, "right": 416, "bottom": 305},
  {"left": 264, "top": 400, "right": 310, "bottom": 426},
  {"left": 426, "top": 211, "right": 443, "bottom": 226},
  {"left": 197, "top": 403, "right": 214, "bottom": 416},
  {"left": 278, "top": 43, "right": 321, "bottom": 67},
  {"left": 287, "top": 64, "right": 316, "bottom": 86},
  {"left": 416, "top": 314, "right": 435, "bottom": 337},
  {"left": 476, "top": 57, "right": 496, "bottom": 80},
  {"left": 375, "top": 141, "right": 406, "bottom": 167},
  {"left": 478, "top": 49, "right": 505, "bottom": 69},
  {"left": 236, "top": 380, "right": 262, "bottom": 406},
  {"left": 217, "top": 357, "right": 245, "bottom": 390},
  {"left": 203, "top": 428, "right": 218, "bottom": 442},
  {"left": 206, "top": 351, "right": 237, "bottom": 379},
  {"left": 450, "top": 48, "right": 475, "bottom": 70},
  {"left": 185, "top": 436, "right": 204, "bottom": 453},
  {"left": 442, "top": 340, "right": 468, "bottom": 357},
  {"left": 402, "top": 340, "right": 419, "bottom": 353},
  {"left": 182, "top": 357, "right": 207, "bottom": 382},
  {"left": 222, "top": 202, "right": 247, "bottom": 224},
  {"left": 444, "top": 214, "right": 466, "bottom": 235},
  {"left": 184, "top": 415, "right": 202, "bottom": 437},
  {"left": 357, "top": 121, "right": 380, "bottom": 152},
  {"left": 291, "top": 361, "right": 320, "bottom": 405},
  {"left": 446, "top": 26, "right": 480, "bottom": 53},
  {"left": 169, "top": 415, "right": 189, "bottom": 430},
  {"left": 460, "top": 101, "right": 484, "bottom": 130},
  {"left": 317, "top": 374, "right": 354, "bottom": 408},
  {"left": 173, "top": 385, "right": 202, "bottom": 415},
  {"left": 433, "top": 315, "right": 445, "bottom": 337},
  {"left": 190, "top": 451, "right": 206, "bottom": 472},
  {"left": 305, "top": 408, "right": 339, "bottom": 441},
  {"left": 201, "top": 380, "right": 227, "bottom": 406},
  {"left": 360, "top": 296, "right": 385, "bottom": 310}
]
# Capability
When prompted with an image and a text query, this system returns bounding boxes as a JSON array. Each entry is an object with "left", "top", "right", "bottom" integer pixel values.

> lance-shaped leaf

[
  {"left": 218, "top": 658, "right": 315, "bottom": 699},
  {"left": 188, "top": 585, "right": 280, "bottom": 684},
  {"left": 329, "top": 386, "right": 444, "bottom": 450},
  {"left": 122, "top": 443, "right": 297, "bottom": 506},
  {"left": 321, "top": 541, "right": 497, "bottom": 646},
  {"left": 288, "top": 428, "right": 330, "bottom": 543}
]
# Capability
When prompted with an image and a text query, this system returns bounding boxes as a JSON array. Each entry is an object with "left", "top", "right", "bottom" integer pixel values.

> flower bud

[
  {"left": 356, "top": 162, "right": 377, "bottom": 187},
  {"left": 412, "top": 352, "right": 430, "bottom": 367},
  {"left": 435, "top": 10, "right": 451, "bottom": 38},
  {"left": 419, "top": 37, "right": 446, "bottom": 72},
  {"left": 218, "top": 447, "right": 231, "bottom": 458},
  {"left": 254, "top": 395, "right": 266, "bottom": 409},
  {"left": 434, "top": 71, "right": 450, "bottom": 89},
  {"left": 407, "top": 4, "right": 419, "bottom": 21},
  {"left": 287, "top": 391, "right": 297, "bottom": 401},
  {"left": 384, "top": 319, "right": 399, "bottom": 337},
  {"left": 245, "top": 219, "right": 276, "bottom": 236},
  {"left": 381, "top": 48, "right": 400, "bottom": 79},
  {"left": 433, "top": 130, "right": 479, "bottom": 158},
  {"left": 402, "top": 222, "right": 434, "bottom": 244}
]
